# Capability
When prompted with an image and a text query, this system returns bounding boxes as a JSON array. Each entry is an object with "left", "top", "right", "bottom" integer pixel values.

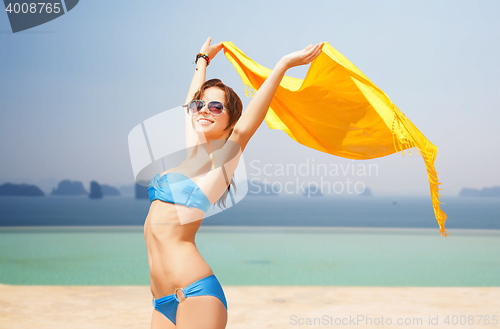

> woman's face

[{"left": 191, "top": 87, "right": 233, "bottom": 140}]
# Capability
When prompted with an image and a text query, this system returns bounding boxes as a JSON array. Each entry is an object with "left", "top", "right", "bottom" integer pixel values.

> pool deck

[{"left": 0, "top": 284, "right": 499, "bottom": 328}]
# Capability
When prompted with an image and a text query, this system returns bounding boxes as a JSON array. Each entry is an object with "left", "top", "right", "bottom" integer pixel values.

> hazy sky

[{"left": 1, "top": 0, "right": 499, "bottom": 197}]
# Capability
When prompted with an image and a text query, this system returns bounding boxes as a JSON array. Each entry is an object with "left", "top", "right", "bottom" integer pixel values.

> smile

[{"left": 198, "top": 118, "right": 214, "bottom": 124}]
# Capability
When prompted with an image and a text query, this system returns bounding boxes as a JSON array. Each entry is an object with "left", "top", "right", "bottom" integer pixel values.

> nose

[{"left": 199, "top": 104, "right": 211, "bottom": 116}]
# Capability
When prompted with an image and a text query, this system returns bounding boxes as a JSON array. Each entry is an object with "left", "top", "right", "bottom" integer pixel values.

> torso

[
  {"left": 144, "top": 198, "right": 214, "bottom": 299},
  {"left": 143, "top": 141, "right": 242, "bottom": 298}
]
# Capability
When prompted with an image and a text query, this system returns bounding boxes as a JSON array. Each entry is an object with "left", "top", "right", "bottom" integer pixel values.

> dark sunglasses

[{"left": 183, "top": 100, "right": 226, "bottom": 116}]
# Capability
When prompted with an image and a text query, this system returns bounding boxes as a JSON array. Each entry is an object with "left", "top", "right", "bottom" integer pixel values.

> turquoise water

[{"left": 1, "top": 226, "right": 499, "bottom": 286}]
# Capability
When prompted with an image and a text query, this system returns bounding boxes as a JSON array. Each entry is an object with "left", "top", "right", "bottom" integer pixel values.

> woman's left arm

[{"left": 228, "top": 42, "right": 324, "bottom": 152}]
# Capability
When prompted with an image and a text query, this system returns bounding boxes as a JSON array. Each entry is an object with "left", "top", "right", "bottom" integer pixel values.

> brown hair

[{"left": 190, "top": 78, "right": 243, "bottom": 210}]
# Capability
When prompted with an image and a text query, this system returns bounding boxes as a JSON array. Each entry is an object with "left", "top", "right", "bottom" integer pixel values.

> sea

[{"left": 0, "top": 195, "right": 499, "bottom": 286}]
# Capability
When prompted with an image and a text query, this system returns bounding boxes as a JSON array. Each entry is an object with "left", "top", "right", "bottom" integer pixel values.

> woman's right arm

[
  {"left": 184, "top": 50, "right": 208, "bottom": 106},
  {"left": 184, "top": 53, "right": 207, "bottom": 157},
  {"left": 184, "top": 37, "right": 223, "bottom": 158}
]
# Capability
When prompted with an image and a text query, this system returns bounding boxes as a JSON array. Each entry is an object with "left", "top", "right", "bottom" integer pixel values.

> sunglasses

[{"left": 183, "top": 100, "right": 226, "bottom": 116}]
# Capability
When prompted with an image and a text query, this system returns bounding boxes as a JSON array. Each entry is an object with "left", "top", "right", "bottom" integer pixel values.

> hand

[
  {"left": 280, "top": 42, "right": 324, "bottom": 70},
  {"left": 199, "top": 37, "right": 223, "bottom": 63}
]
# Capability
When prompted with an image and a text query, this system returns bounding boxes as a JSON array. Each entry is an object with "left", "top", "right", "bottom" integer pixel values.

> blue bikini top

[{"left": 148, "top": 172, "right": 211, "bottom": 213}]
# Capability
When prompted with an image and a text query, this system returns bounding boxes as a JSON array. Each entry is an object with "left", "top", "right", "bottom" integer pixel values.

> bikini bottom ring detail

[{"left": 152, "top": 274, "right": 228, "bottom": 325}]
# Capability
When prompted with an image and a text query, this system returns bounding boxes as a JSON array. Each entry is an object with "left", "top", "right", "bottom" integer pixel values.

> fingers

[
  {"left": 314, "top": 43, "right": 323, "bottom": 55},
  {"left": 304, "top": 44, "right": 320, "bottom": 57},
  {"left": 303, "top": 44, "right": 322, "bottom": 63},
  {"left": 310, "top": 48, "right": 322, "bottom": 61},
  {"left": 305, "top": 43, "right": 321, "bottom": 54}
]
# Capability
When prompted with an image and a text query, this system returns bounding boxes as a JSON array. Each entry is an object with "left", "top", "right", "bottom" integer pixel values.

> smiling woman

[{"left": 143, "top": 36, "right": 324, "bottom": 329}]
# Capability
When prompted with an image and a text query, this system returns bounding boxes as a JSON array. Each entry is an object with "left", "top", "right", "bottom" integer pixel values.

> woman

[{"left": 144, "top": 37, "right": 324, "bottom": 329}]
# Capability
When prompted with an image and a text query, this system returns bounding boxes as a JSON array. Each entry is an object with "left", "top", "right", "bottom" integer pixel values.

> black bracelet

[{"left": 195, "top": 52, "right": 210, "bottom": 66}]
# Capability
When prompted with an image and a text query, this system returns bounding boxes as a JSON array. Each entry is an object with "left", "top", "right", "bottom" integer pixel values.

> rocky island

[
  {"left": 459, "top": 186, "right": 500, "bottom": 197},
  {"left": 0, "top": 183, "right": 44, "bottom": 196}
]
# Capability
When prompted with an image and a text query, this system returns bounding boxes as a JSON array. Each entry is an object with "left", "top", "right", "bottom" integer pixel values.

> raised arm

[
  {"left": 228, "top": 42, "right": 324, "bottom": 152},
  {"left": 184, "top": 37, "right": 223, "bottom": 157}
]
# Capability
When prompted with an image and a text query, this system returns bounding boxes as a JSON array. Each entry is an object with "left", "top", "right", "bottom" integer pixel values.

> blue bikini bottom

[{"left": 152, "top": 274, "right": 228, "bottom": 325}]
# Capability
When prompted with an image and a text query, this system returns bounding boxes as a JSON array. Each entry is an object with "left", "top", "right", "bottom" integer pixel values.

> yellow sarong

[{"left": 221, "top": 41, "right": 448, "bottom": 237}]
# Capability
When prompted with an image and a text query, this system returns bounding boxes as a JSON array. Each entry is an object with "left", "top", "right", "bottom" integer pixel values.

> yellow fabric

[{"left": 221, "top": 41, "right": 449, "bottom": 237}]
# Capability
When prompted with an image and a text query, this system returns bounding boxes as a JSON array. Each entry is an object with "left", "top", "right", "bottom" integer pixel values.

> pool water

[{"left": 1, "top": 226, "right": 499, "bottom": 286}]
